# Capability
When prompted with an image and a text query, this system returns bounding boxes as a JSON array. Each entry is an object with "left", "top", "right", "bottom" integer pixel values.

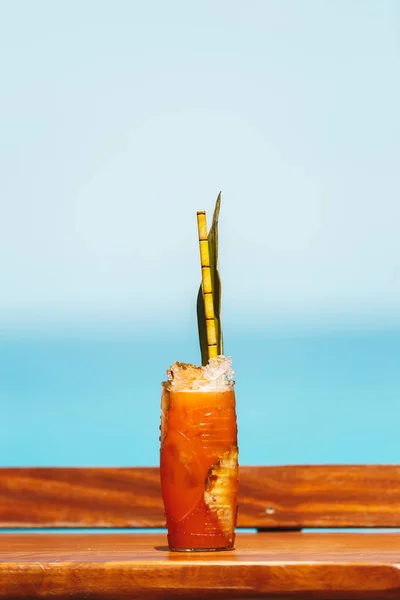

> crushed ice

[{"left": 166, "top": 356, "right": 235, "bottom": 391}]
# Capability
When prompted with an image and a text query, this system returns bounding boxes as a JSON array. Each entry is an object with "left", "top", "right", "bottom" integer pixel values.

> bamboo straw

[{"left": 197, "top": 210, "right": 218, "bottom": 360}]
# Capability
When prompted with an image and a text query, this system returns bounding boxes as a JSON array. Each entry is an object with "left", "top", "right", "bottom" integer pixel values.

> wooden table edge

[{"left": 0, "top": 533, "right": 399, "bottom": 599}]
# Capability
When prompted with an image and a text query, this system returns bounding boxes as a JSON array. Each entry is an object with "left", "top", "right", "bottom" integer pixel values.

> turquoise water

[{"left": 1, "top": 328, "right": 399, "bottom": 467}]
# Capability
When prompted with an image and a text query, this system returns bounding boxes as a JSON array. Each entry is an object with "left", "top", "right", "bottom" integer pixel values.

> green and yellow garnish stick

[{"left": 197, "top": 210, "right": 218, "bottom": 360}]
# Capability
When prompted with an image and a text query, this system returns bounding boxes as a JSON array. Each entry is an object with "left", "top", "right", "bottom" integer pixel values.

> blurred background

[{"left": 1, "top": 0, "right": 399, "bottom": 467}]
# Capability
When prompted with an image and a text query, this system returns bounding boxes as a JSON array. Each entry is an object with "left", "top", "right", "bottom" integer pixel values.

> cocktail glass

[{"left": 160, "top": 358, "right": 238, "bottom": 551}]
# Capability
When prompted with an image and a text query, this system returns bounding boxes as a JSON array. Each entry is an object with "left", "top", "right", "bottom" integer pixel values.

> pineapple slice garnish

[{"left": 204, "top": 447, "right": 239, "bottom": 542}]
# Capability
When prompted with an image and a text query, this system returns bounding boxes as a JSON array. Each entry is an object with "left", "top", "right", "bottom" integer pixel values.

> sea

[{"left": 1, "top": 326, "right": 399, "bottom": 467}]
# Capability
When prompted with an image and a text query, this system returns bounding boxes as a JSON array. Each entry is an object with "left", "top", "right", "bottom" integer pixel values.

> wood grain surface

[
  {"left": 0, "top": 532, "right": 399, "bottom": 599},
  {"left": 1, "top": 465, "right": 400, "bottom": 529},
  {"left": 0, "top": 468, "right": 163, "bottom": 528}
]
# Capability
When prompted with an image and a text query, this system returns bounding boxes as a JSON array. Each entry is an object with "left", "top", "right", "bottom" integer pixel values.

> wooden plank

[
  {"left": 0, "top": 532, "right": 399, "bottom": 599},
  {"left": 239, "top": 464, "right": 400, "bottom": 528},
  {"left": 1, "top": 465, "right": 400, "bottom": 528},
  {"left": 0, "top": 468, "right": 164, "bottom": 528}
]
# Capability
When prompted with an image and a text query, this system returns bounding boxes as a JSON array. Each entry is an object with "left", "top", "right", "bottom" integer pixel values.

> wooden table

[{"left": 0, "top": 532, "right": 399, "bottom": 599}]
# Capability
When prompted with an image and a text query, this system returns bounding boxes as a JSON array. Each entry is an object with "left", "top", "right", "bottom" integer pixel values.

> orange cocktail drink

[
  {"left": 160, "top": 358, "right": 238, "bottom": 551},
  {"left": 160, "top": 194, "right": 238, "bottom": 551}
]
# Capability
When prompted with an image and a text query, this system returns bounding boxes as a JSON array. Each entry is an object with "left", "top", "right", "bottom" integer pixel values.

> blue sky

[{"left": 1, "top": 0, "right": 399, "bottom": 331}]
